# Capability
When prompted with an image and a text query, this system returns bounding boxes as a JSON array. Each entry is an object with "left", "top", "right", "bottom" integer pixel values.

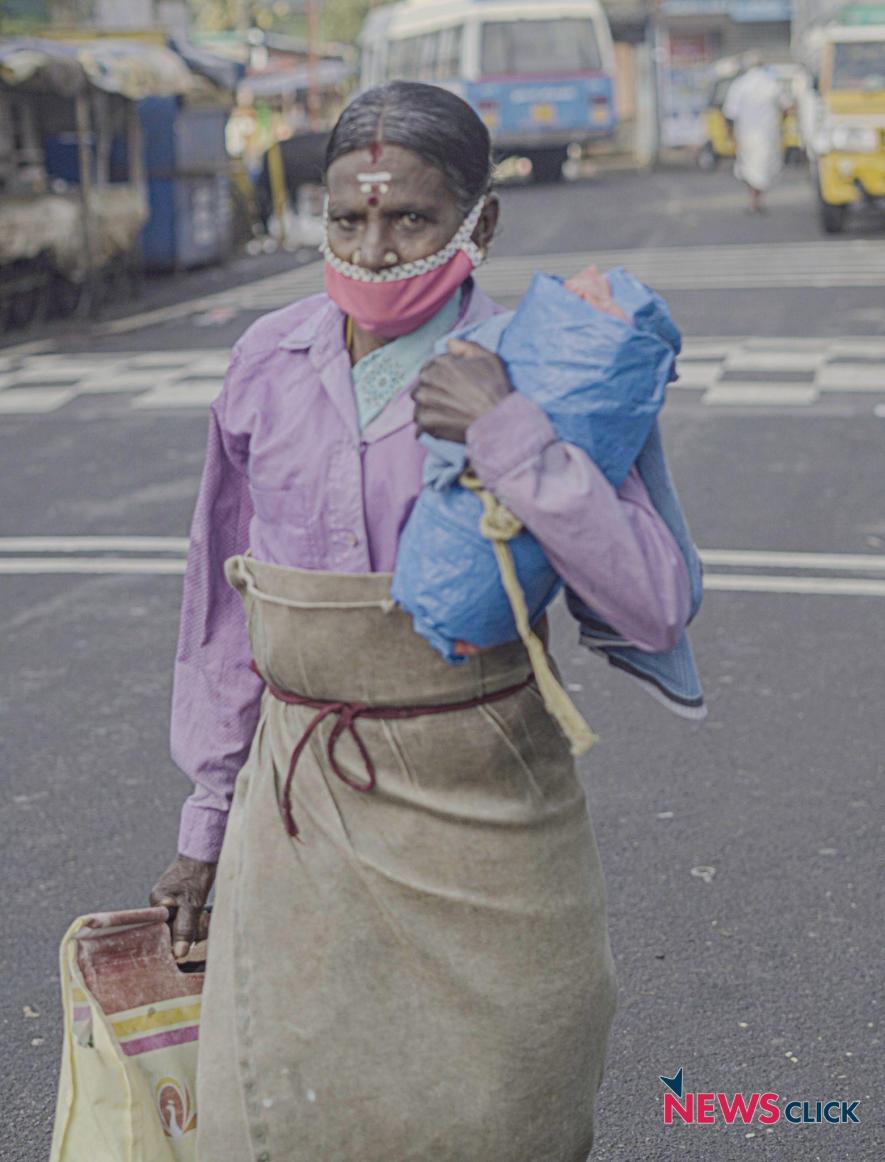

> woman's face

[{"left": 325, "top": 144, "right": 494, "bottom": 272}]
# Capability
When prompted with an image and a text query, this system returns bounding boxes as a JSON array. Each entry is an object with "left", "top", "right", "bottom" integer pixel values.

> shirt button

[{"left": 345, "top": 531, "right": 360, "bottom": 547}]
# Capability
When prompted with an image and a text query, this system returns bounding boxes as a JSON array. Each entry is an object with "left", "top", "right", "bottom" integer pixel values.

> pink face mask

[{"left": 322, "top": 196, "right": 486, "bottom": 340}]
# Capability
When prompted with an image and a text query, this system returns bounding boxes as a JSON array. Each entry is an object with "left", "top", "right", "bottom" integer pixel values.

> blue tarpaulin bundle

[{"left": 391, "top": 270, "right": 682, "bottom": 663}]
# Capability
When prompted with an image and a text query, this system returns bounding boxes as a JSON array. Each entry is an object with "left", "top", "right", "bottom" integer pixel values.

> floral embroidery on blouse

[{"left": 351, "top": 290, "right": 463, "bottom": 431}]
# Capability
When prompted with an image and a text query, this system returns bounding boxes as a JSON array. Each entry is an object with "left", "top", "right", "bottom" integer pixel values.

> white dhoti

[
  {"left": 734, "top": 128, "right": 782, "bottom": 192},
  {"left": 724, "top": 67, "right": 786, "bottom": 194}
]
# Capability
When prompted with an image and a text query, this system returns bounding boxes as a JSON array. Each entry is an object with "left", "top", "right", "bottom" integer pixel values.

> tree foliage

[
  {"left": 186, "top": 0, "right": 377, "bottom": 46},
  {"left": 321, "top": 0, "right": 375, "bottom": 45}
]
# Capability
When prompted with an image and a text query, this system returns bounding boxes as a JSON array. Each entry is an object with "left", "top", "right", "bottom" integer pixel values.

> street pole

[
  {"left": 648, "top": 0, "right": 665, "bottom": 166},
  {"left": 306, "top": 0, "right": 321, "bottom": 129},
  {"left": 74, "top": 90, "right": 98, "bottom": 317}
]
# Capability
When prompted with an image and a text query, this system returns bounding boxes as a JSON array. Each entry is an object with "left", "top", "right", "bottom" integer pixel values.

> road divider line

[
  {"left": 700, "top": 549, "right": 885, "bottom": 571},
  {"left": 702, "top": 384, "right": 819, "bottom": 406},
  {"left": 0, "top": 536, "right": 189, "bottom": 553},
  {"left": 703, "top": 575, "right": 885, "bottom": 596},
  {"left": 0, "top": 557, "right": 185, "bottom": 574},
  {"left": 4, "top": 543, "right": 885, "bottom": 594},
  {"left": 4, "top": 541, "right": 885, "bottom": 572},
  {"left": 3, "top": 559, "right": 885, "bottom": 596}
]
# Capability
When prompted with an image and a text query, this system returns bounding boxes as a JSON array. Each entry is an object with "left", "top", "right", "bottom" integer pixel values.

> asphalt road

[{"left": 1, "top": 162, "right": 883, "bottom": 1160}]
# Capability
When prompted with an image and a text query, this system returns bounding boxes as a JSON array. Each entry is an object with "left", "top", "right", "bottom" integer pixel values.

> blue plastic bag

[{"left": 391, "top": 270, "right": 682, "bottom": 663}]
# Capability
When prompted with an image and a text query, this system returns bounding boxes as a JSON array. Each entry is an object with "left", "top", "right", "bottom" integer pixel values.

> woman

[{"left": 150, "top": 82, "right": 691, "bottom": 1161}]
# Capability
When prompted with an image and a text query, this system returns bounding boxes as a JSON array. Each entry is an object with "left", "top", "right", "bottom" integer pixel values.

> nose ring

[{"left": 383, "top": 251, "right": 399, "bottom": 266}]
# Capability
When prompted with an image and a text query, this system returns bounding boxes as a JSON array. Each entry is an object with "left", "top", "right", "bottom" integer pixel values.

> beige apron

[{"left": 196, "top": 555, "right": 616, "bottom": 1162}]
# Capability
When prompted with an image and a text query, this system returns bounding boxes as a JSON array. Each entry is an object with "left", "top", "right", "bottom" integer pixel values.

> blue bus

[{"left": 360, "top": 0, "right": 619, "bottom": 182}]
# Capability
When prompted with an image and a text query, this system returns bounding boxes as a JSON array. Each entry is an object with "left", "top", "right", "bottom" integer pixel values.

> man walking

[{"left": 724, "top": 61, "right": 789, "bottom": 213}]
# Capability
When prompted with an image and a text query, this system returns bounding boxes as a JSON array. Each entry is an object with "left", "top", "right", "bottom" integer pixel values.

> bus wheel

[
  {"left": 697, "top": 142, "right": 717, "bottom": 171},
  {"left": 820, "top": 200, "right": 847, "bottom": 234},
  {"left": 528, "top": 149, "right": 566, "bottom": 183}
]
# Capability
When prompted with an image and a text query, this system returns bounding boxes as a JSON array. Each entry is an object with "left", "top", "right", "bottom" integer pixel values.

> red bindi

[{"left": 367, "top": 194, "right": 379, "bottom": 206}]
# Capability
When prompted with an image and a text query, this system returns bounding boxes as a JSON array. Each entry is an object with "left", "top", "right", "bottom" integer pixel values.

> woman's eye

[
  {"left": 333, "top": 216, "right": 359, "bottom": 231},
  {"left": 399, "top": 212, "right": 426, "bottom": 227}
]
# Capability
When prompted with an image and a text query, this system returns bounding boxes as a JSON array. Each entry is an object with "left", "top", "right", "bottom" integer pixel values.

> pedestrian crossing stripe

[
  {"left": 0, "top": 337, "right": 882, "bottom": 415},
  {"left": 191, "top": 241, "right": 885, "bottom": 314}
]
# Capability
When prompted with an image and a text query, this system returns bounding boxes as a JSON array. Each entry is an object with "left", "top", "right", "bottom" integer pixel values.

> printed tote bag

[{"left": 50, "top": 907, "right": 205, "bottom": 1162}]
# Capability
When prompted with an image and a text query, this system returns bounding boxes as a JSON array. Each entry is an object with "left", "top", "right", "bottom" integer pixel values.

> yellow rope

[{"left": 460, "top": 470, "right": 597, "bottom": 757}]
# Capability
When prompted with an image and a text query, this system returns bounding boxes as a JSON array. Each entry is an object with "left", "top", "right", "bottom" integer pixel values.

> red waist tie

[{"left": 251, "top": 661, "right": 533, "bottom": 840}]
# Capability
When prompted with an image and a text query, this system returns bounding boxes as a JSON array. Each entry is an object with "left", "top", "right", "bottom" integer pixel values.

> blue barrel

[{"left": 135, "top": 98, "right": 233, "bottom": 271}]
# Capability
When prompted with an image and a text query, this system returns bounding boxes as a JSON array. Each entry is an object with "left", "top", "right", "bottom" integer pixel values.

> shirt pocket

[{"left": 247, "top": 483, "right": 323, "bottom": 568}]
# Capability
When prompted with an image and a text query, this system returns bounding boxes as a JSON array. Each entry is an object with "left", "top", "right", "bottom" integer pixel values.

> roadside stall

[
  {"left": 61, "top": 38, "right": 236, "bottom": 273},
  {"left": 0, "top": 37, "right": 149, "bottom": 328}
]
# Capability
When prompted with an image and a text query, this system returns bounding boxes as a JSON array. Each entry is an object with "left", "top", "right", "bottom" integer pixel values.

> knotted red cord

[{"left": 251, "top": 661, "right": 532, "bottom": 840}]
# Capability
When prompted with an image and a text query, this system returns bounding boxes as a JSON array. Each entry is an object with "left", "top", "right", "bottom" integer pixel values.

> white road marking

[
  {"left": 828, "top": 339, "right": 885, "bottom": 358},
  {"left": 702, "top": 384, "right": 819, "bottom": 406},
  {"left": 875, "top": 403, "right": 885, "bottom": 418},
  {"left": 679, "top": 342, "right": 742, "bottom": 361},
  {"left": 743, "top": 337, "right": 833, "bottom": 351},
  {"left": 673, "top": 362, "right": 720, "bottom": 387},
  {"left": 77, "top": 371, "right": 171, "bottom": 394},
  {"left": 2, "top": 539, "right": 885, "bottom": 597},
  {"left": 704, "top": 575, "right": 885, "bottom": 597},
  {"left": 0, "top": 536, "right": 189, "bottom": 552},
  {"left": 725, "top": 350, "right": 825, "bottom": 372},
  {"left": 0, "top": 557, "right": 185, "bottom": 574},
  {"left": 3, "top": 561, "right": 885, "bottom": 593},
  {"left": 132, "top": 383, "right": 220, "bottom": 409},
  {"left": 0, "top": 388, "right": 77, "bottom": 413},
  {"left": 700, "top": 549, "right": 885, "bottom": 572},
  {"left": 0, "top": 337, "right": 881, "bottom": 416},
  {"left": 816, "top": 364, "right": 885, "bottom": 390},
  {"left": 0, "top": 366, "right": 83, "bottom": 384},
  {"left": 24, "top": 242, "right": 880, "bottom": 342}
]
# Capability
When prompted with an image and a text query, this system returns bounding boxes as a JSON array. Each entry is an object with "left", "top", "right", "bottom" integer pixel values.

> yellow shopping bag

[{"left": 50, "top": 907, "right": 206, "bottom": 1162}]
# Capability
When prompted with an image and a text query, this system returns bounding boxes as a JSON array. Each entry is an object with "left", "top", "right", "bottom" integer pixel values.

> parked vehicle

[
  {"left": 797, "top": 9, "right": 885, "bottom": 232},
  {"left": 360, "top": 0, "right": 618, "bottom": 182}
]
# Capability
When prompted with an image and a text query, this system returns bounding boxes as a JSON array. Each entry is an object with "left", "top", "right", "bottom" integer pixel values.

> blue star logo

[{"left": 660, "top": 1067, "right": 684, "bottom": 1097}]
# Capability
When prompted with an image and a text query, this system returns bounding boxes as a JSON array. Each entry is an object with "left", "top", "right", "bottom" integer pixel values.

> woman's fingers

[
  {"left": 149, "top": 854, "right": 217, "bottom": 960},
  {"left": 453, "top": 640, "right": 482, "bottom": 657},
  {"left": 447, "top": 338, "right": 489, "bottom": 359},
  {"left": 171, "top": 905, "right": 200, "bottom": 960}
]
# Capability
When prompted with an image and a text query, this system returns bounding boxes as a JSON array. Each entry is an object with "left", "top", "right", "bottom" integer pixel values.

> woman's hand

[
  {"left": 412, "top": 338, "right": 513, "bottom": 444},
  {"left": 149, "top": 854, "right": 217, "bottom": 960}
]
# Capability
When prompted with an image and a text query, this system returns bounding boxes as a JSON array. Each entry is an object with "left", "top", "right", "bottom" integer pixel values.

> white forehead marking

[{"left": 356, "top": 172, "right": 393, "bottom": 184}]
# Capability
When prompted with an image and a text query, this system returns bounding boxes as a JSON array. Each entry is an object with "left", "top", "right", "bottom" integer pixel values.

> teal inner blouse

[{"left": 350, "top": 290, "right": 463, "bottom": 431}]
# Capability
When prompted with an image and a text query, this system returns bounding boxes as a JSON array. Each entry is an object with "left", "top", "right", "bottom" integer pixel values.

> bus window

[
  {"left": 480, "top": 19, "right": 602, "bottom": 77},
  {"left": 388, "top": 36, "right": 422, "bottom": 81},
  {"left": 419, "top": 32, "right": 440, "bottom": 82},
  {"left": 437, "top": 25, "right": 464, "bottom": 80}
]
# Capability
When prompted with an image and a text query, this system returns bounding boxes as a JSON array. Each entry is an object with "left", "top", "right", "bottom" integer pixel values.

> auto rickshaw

[
  {"left": 805, "top": 18, "right": 885, "bottom": 233},
  {"left": 697, "top": 70, "right": 737, "bottom": 170}
]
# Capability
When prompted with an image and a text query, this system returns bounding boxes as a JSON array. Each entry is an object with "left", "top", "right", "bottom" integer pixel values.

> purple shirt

[{"left": 172, "top": 284, "right": 691, "bottom": 862}]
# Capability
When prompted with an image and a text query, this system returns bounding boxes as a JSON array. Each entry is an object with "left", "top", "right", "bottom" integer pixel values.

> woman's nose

[{"left": 358, "top": 225, "right": 393, "bottom": 272}]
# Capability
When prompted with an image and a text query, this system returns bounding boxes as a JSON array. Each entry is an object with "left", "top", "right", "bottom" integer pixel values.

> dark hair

[{"left": 325, "top": 82, "right": 493, "bottom": 213}]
